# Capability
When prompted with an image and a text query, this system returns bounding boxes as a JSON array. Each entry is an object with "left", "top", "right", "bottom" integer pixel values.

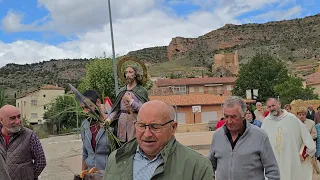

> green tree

[
  {"left": 0, "top": 86, "right": 6, "bottom": 107},
  {"left": 274, "top": 76, "right": 319, "bottom": 105},
  {"left": 43, "top": 95, "right": 84, "bottom": 133},
  {"left": 78, "top": 58, "right": 118, "bottom": 101},
  {"left": 232, "top": 53, "right": 289, "bottom": 101}
]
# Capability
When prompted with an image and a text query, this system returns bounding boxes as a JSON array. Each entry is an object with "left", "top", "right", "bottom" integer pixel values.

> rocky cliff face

[
  {"left": 129, "top": 14, "right": 320, "bottom": 66},
  {"left": 167, "top": 37, "right": 198, "bottom": 59}
]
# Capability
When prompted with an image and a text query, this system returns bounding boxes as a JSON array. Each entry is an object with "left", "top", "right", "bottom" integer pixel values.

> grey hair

[
  {"left": 256, "top": 102, "right": 262, "bottom": 106},
  {"left": 266, "top": 98, "right": 279, "bottom": 103},
  {"left": 223, "top": 96, "right": 247, "bottom": 117},
  {"left": 168, "top": 105, "right": 176, "bottom": 121}
]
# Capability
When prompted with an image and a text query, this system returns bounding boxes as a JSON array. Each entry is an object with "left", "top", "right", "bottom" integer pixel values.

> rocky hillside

[
  {"left": 130, "top": 13, "right": 320, "bottom": 67},
  {"left": 1, "top": 13, "right": 320, "bottom": 99},
  {"left": 0, "top": 59, "right": 88, "bottom": 99}
]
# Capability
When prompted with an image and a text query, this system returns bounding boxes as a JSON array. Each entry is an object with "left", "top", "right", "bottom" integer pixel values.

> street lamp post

[{"left": 107, "top": 0, "right": 119, "bottom": 95}]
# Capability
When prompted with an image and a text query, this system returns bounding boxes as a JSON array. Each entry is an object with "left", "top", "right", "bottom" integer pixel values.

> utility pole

[{"left": 107, "top": 0, "right": 119, "bottom": 95}]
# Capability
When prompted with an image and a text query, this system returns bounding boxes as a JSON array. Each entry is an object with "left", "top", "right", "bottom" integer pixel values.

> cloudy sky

[{"left": 0, "top": 0, "right": 319, "bottom": 67}]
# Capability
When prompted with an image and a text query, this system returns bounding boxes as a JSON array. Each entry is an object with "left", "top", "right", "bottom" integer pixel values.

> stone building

[{"left": 212, "top": 51, "right": 239, "bottom": 77}]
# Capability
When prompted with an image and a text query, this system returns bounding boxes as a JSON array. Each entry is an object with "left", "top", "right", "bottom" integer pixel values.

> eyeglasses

[{"left": 135, "top": 120, "right": 174, "bottom": 133}]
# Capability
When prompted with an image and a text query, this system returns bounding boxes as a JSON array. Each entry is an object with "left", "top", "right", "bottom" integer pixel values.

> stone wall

[
  {"left": 212, "top": 51, "right": 239, "bottom": 76},
  {"left": 290, "top": 99, "right": 320, "bottom": 115}
]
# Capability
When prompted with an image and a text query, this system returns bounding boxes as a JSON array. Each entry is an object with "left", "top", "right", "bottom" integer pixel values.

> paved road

[{"left": 38, "top": 132, "right": 320, "bottom": 180}]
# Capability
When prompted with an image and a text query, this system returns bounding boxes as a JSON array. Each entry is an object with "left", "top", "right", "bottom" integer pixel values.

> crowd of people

[
  {"left": 214, "top": 98, "right": 320, "bottom": 180},
  {"left": 0, "top": 64, "right": 320, "bottom": 180}
]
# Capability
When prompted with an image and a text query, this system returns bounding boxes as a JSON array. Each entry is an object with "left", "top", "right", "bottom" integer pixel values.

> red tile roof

[
  {"left": 305, "top": 72, "right": 320, "bottom": 85},
  {"left": 150, "top": 94, "right": 255, "bottom": 106},
  {"left": 156, "top": 77, "right": 237, "bottom": 87},
  {"left": 40, "top": 84, "right": 64, "bottom": 90},
  {"left": 17, "top": 84, "right": 64, "bottom": 99}
]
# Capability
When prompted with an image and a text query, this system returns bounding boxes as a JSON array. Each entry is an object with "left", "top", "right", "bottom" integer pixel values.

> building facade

[
  {"left": 149, "top": 77, "right": 237, "bottom": 96},
  {"left": 16, "top": 85, "right": 65, "bottom": 124},
  {"left": 304, "top": 72, "right": 320, "bottom": 97},
  {"left": 150, "top": 94, "right": 255, "bottom": 126}
]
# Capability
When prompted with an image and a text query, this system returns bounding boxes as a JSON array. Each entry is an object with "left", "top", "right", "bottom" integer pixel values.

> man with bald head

[
  {"left": 103, "top": 100, "right": 214, "bottom": 180},
  {"left": 0, "top": 105, "right": 46, "bottom": 180}
]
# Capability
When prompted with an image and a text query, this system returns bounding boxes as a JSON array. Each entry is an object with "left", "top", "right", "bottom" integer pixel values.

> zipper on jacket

[{"left": 225, "top": 129, "right": 249, "bottom": 180}]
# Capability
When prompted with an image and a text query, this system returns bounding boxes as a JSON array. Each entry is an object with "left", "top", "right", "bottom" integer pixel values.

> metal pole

[
  {"left": 108, "top": 0, "right": 119, "bottom": 95},
  {"left": 75, "top": 99, "right": 79, "bottom": 135}
]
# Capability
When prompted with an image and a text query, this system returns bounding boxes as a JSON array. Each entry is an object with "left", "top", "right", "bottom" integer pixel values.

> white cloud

[
  {"left": 35, "top": 0, "right": 162, "bottom": 34},
  {"left": 0, "top": 40, "right": 81, "bottom": 67},
  {"left": 246, "top": 6, "right": 302, "bottom": 22},
  {"left": 0, "top": 0, "right": 235, "bottom": 67},
  {"left": 1, "top": 10, "right": 34, "bottom": 32},
  {"left": 0, "top": 0, "right": 307, "bottom": 67}
]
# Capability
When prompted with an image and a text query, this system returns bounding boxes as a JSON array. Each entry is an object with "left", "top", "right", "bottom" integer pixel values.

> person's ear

[{"left": 172, "top": 122, "right": 178, "bottom": 130}]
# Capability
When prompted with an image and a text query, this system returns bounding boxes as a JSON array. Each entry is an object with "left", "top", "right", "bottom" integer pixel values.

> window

[
  {"left": 189, "top": 87, "right": 194, "bottom": 93},
  {"left": 31, "top": 113, "right": 38, "bottom": 119},
  {"left": 201, "top": 111, "right": 218, "bottom": 123},
  {"left": 177, "top": 113, "right": 186, "bottom": 124},
  {"left": 24, "top": 101, "right": 26, "bottom": 106},
  {"left": 17, "top": 103, "right": 19, "bottom": 107},
  {"left": 198, "top": 86, "right": 204, "bottom": 93},
  {"left": 31, "top": 100, "right": 37, "bottom": 106},
  {"left": 172, "top": 86, "right": 186, "bottom": 94}
]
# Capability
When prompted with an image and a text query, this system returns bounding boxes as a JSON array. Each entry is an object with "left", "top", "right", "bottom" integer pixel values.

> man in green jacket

[{"left": 103, "top": 100, "right": 214, "bottom": 180}]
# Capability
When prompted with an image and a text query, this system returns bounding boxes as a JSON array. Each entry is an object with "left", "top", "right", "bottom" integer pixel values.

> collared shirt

[
  {"left": 0, "top": 126, "right": 46, "bottom": 179},
  {"left": 224, "top": 120, "right": 247, "bottom": 149},
  {"left": 133, "top": 145, "right": 163, "bottom": 180}
]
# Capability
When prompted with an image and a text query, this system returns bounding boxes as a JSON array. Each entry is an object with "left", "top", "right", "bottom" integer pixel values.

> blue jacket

[
  {"left": 81, "top": 119, "right": 110, "bottom": 170},
  {"left": 247, "top": 119, "right": 262, "bottom": 128},
  {"left": 315, "top": 124, "right": 320, "bottom": 157}
]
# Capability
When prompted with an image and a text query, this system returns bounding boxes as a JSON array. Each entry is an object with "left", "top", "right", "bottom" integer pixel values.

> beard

[
  {"left": 126, "top": 77, "right": 135, "bottom": 84},
  {"left": 7, "top": 125, "right": 22, "bottom": 133},
  {"left": 270, "top": 110, "right": 278, "bottom": 116}
]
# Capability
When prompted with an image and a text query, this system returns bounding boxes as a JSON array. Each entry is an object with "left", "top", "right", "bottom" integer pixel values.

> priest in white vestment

[{"left": 262, "top": 98, "right": 316, "bottom": 180}]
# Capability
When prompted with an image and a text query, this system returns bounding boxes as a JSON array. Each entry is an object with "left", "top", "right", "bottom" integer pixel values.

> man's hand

[{"left": 122, "top": 92, "right": 133, "bottom": 104}]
